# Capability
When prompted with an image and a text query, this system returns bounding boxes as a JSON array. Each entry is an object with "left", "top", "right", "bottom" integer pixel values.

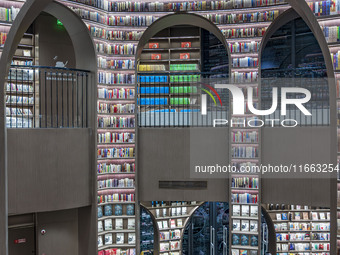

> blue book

[
  {"left": 127, "top": 204, "right": 135, "bottom": 215},
  {"left": 114, "top": 204, "right": 123, "bottom": 216}
]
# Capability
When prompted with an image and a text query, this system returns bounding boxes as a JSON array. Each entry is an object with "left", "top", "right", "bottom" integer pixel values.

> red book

[
  {"left": 180, "top": 53, "right": 190, "bottom": 59},
  {"left": 149, "top": 43, "right": 159, "bottom": 49},
  {"left": 181, "top": 42, "right": 191, "bottom": 48},
  {"left": 151, "top": 54, "right": 161, "bottom": 60}
]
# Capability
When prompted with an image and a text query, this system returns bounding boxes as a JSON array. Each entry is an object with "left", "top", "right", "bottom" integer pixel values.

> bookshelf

[
  {"left": 0, "top": 2, "right": 39, "bottom": 128},
  {"left": 141, "top": 201, "right": 203, "bottom": 255},
  {"left": 266, "top": 204, "right": 331, "bottom": 255}
]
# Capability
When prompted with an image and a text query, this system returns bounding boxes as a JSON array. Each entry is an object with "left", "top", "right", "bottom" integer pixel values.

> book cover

[
  {"left": 114, "top": 204, "right": 122, "bottom": 216},
  {"left": 250, "top": 220, "right": 258, "bottom": 232},
  {"left": 116, "top": 233, "right": 124, "bottom": 244},
  {"left": 98, "top": 221, "right": 103, "bottom": 232},
  {"left": 128, "top": 233, "right": 136, "bottom": 244},
  {"left": 128, "top": 218, "right": 135, "bottom": 230},
  {"left": 104, "top": 233, "right": 113, "bottom": 245},
  {"left": 241, "top": 220, "right": 249, "bottom": 232},
  {"left": 104, "top": 205, "right": 113, "bottom": 216},
  {"left": 149, "top": 43, "right": 159, "bottom": 49},
  {"left": 250, "top": 206, "right": 258, "bottom": 217},
  {"left": 115, "top": 218, "right": 123, "bottom": 230},
  {"left": 233, "top": 220, "right": 240, "bottom": 231},
  {"left": 127, "top": 204, "right": 135, "bottom": 215},
  {"left": 151, "top": 54, "right": 161, "bottom": 60},
  {"left": 98, "top": 206, "right": 103, "bottom": 218},
  {"left": 180, "top": 53, "right": 190, "bottom": 59},
  {"left": 240, "top": 234, "right": 249, "bottom": 246},
  {"left": 104, "top": 219, "right": 113, "bottom": 231},
  {"left": 233, "top": 205, "right": 241, "bottom": 216},
  {"left": 241, "top": 205, "right": 249, "bottom": 216},
  {"left": 181, "top": 42, "right": 192, "bottom": 48}
]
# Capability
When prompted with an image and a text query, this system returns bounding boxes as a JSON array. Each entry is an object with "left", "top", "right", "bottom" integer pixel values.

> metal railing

[{"left": 6, "top": 65, "right": 92, "bottom": 128}]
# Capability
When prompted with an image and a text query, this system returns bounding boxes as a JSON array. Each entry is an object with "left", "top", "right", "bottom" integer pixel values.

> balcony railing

[{"left": 6, "top": 65, "right": 92, "bottom": 128}]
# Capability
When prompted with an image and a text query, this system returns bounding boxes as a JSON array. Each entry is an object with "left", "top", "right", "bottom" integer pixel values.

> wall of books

[
  {"left": 266, "top": 204, "right": 331, "bottom": 255},
  {"left": 2, "top": 0, "right": 338, "bottom": 254}
]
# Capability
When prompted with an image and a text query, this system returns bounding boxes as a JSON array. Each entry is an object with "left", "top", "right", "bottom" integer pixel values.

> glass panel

[{"left": 140, "top": 206, "right": 154, "bottom": 254}]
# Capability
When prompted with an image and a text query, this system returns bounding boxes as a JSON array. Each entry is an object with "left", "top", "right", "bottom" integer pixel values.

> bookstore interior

[{"left": 1, "top": 0, "right": 340, "bottom": 255}]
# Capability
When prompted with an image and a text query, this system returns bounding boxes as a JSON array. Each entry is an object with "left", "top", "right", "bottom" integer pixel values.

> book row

[
  {"left": 88, "top": 25, "right": 143, "bottom": 41},
  {"left": 275, "top": 211, "right": 330, "bottom": 221},
  {"left": 73, "top": 8, "right": 158, "bottom": 26},
  {"left": 97, "top": 132, "right": 135, "bottom": 144},
  {"left": 98, "top": 233, "right": 135, "bottom": 247},
  {"left": 98, "top": 58, "right": 135, "bottom": 70},
  {"left": 98, "top": 88, "right": 135, "bottom": 100},
  {"left": 276, "top": 233, "right": 330, "bottom": 242},
  {"left": 6, "top": 107, "right": 32, "bottom": 117},
  {"left": 203, "top": 10, "right": 280, "bottom": 24},
  {"left": 97, "top": 103, "right": 135, "bottom": 114},
  {"left": 11, "top": 59, "right": 34, "bottom": 66},
  {"left": 98, "top": 218, "right": 135, "bottom": 232},
  {"left": 160, "top": 229, "right": 181, "bottom": 241},
  {"left": 160, "top": 241, "right": 180, "bottom": 252},
  {"left": 154, "top": 207, "right": 189, "bottom": 218},
  {"left": 0, "top": 7, "right": 19, "bottom": 22},
  {"left": 232, "top": 219, "right": 258, "bottom": 232},
  {"left": 231, "top": 250, "right": 257, "bottom": 255},
  {"left": 170, "top": 75, "right": 201, "bottom": 82},
  {"left": 96, "top": 43, "right": 137, "bottom": 55},
  {"left": 307, "top": 0, "right": 340, "bottom": 16},
  {"left": 231, "top": 131, "right": 259, "bottom": 143},
  {"left": 151, "top": 201, "right": 197, "bottom": 207},
  {"left": 232, "top": 146, "right": 259, "bottom": 158},
  {"left": 6, "top": 117, "right": 33, "bottom": 128},
  {"left": 229, "top": 41, "right": 261, "bottom": 53},
  {"left": 98, "top": 72, "right": 135, "bottom": 84},
  {"left": 276, "top": 243, "right": 330, "bottom": 252},
  {"left": 97, "top": 116, "right": 135, "bottom": 129},
  {"left": 70, "top": 0, "right": 285, "bottom": 12},
  {"left": 98, "top": 178, "right": 135, "bottom": 189},
  {"left": 138, "top": 64, "right": 166, "bottom": 72},
  {"left": 98, "top": 248, "right": 135, "bottom": 255},
  {"left": 5, "top": 95, "right": 34, "bottom": 105},
  {"left": 233, "top": 204, "right": 259, "bottom": 217},
  {"left": 97, "top": 147, "right": 135, "bottom": 159},
  {"left": 321, "top": 25, "right": 340, "bottom": 43},
  {"left": 232, "top": 57, "right": 259, "bottom": 67},
  {"left": 231, "top": 177, "right": 259, "bottom": 189},
  {"left": 98, "top": 204, "right": 135, "bottom": 217},
  {"left": 138, "top": 86, "right": 199, "bottom": 94},
  {"left": 169, "top": 64, "right": 199, "bottom": 71},
  {"left": 274, "top": 222, "right": 331, "bottom": 231},
  {"left": 232, "top": 234, "right": 258, "bottom": 247},
  {"left": 139, "top": 75, "right": 168, "bottom": 83},
  {"left": 222, "top": 27, "right": 267, "bottom": 39},
  {"left": 98, "top": 162, "right": 135, "bottom": 174},
  {"left": 231, "top": 71, "right": 258, "bottom": 83},
  {"left": 231, "top": 193, "right": 259, "bottom": 204},
  {"left": 157, "top": 219, "right": 184, "bottom": 229},
  {"left": 98, "top": 193, "right": 135, "bottom": 204}
]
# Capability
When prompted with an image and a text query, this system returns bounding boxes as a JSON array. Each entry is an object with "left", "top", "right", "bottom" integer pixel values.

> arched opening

[
  {"left": 260, "top": 9, "right": 330, "bottom": 126},
  {"left": 135, "top": 13, "right": 230, "bottom": 127}
]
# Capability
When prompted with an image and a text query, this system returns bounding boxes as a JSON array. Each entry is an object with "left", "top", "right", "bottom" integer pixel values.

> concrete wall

[
  {"left": 7, "top": 129, "right": 93, "bottom": 214},
  {"left": 138, "top": 128, "right": 229, "bottom": 201}
]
